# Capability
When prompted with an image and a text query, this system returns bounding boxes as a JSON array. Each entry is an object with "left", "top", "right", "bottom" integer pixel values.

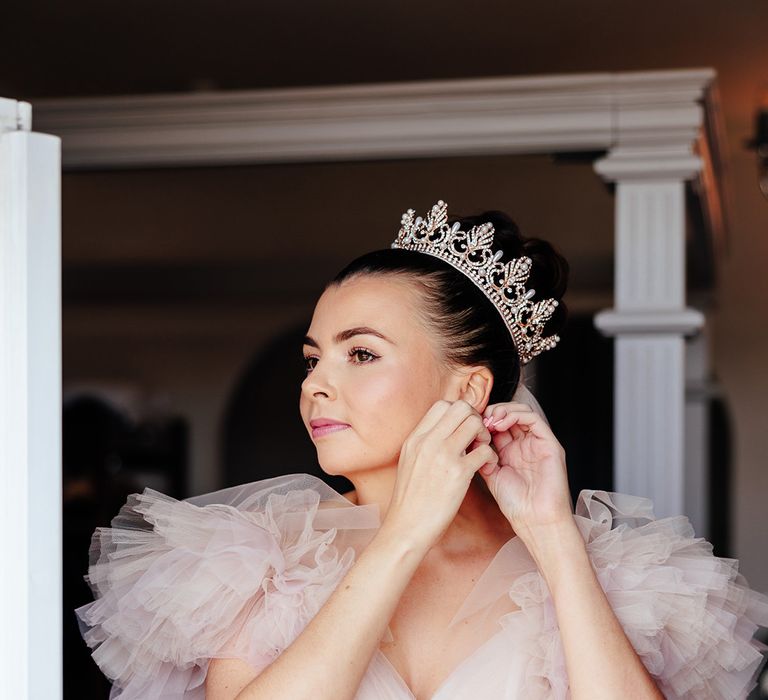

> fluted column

[{"left": 594, "top": 147, "right": 705, "bottom": 518}]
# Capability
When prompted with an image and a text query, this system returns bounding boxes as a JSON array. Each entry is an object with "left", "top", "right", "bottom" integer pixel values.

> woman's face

[{"left": 299, "top": 274, "right": 449, "bottom": 477}]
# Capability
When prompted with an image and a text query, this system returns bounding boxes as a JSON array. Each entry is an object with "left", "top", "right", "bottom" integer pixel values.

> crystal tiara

[{"left": 390, "top": 200, "right": 560, "bottom": 365}]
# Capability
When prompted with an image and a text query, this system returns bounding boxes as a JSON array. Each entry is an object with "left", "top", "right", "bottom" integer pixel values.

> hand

[
  {"left": 382, "top": 399, "right": 499, "bottom": 552},
  {"left": 473, "top": 401, "right": 574, "bottom": 544}
]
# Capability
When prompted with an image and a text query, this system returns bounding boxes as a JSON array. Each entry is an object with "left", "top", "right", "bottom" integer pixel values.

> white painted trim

[
  {"left": 593, "top": 147, "right": 704, "bottom": 181},
  {"left": 0, "top": 118, "right": 62, "bottom": 699},
  {"left": 32, "top": 69, "right": 716, "bottom": 170},
  {"left": 0, "top": 97, "right": 32, "bottom": 132},
  {"left": 685, "top": 329, "right": 713, "bottom": 538},
  {"left": 591, "top": 86, "right": 724, "bottom": 516},
  {"left": 594, "top": 309, "right": 705, "bottom": 335}
]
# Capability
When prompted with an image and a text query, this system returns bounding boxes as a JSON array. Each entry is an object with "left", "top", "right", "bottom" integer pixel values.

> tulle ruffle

[
  {"left": 499, "top": 490, "right": 768, "bottom": 699},
  {"left": 76, "top": 475, "right": 768, "bottom": 699},
  {"left": 75, "top": 474, "right": 380, "bottom": 699}
]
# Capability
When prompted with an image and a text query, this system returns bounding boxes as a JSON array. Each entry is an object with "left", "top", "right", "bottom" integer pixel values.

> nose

[{"left": 301, "top": 358, "right": 336, "bottom": 400}]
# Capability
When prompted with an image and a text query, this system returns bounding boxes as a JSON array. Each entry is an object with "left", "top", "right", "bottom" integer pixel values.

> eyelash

[{"left": 302, "top": 346, "right": 379, "bottom": 373}]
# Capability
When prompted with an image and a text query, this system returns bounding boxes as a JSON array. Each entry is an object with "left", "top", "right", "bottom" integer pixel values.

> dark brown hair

[{"left": 328, "top": 210, "right": 569, "bottom": 403}]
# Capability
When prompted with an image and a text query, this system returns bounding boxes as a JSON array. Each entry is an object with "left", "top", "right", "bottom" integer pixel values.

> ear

[{"left": 456, "top": 365, "right": 494, "bottom": 413}]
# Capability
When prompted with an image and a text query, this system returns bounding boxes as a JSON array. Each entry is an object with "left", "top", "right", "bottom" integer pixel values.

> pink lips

[{"left": 310, "top": 418, "right": 351, "bottom": 439}]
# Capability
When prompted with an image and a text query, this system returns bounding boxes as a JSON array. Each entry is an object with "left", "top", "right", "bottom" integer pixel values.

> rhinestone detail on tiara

[{"left": 390, "top": 199, "right": 560, "bottom": 365}]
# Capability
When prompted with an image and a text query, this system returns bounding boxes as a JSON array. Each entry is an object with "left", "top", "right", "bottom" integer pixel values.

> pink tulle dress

[{"left": 76, "top": 473, "right": 768, "bottom": 699}]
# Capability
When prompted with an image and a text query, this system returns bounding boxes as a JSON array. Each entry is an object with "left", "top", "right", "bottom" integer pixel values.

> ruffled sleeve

[
  {"left": 508, "top": 489, "right": 768, "bottom": 699},
  {"left": 75, "top": 473, "right": 381, "bottom": 699}
]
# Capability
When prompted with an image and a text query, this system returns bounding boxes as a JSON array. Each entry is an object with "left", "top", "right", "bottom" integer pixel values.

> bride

[{"left": 76, "top": 201, "right": 768, "bottom": 699}]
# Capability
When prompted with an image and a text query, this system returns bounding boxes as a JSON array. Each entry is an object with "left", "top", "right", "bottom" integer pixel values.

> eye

[
  {"left": 349, "top": 346, "right": 379, "bottom": 364},
  {"left": 301, "top": 346, "right": 380, "bottom": 373}
]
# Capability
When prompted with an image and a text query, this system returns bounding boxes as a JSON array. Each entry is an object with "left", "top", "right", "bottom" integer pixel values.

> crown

[{"left": 390, "top": 199, "right": 560, "bottom": 364}]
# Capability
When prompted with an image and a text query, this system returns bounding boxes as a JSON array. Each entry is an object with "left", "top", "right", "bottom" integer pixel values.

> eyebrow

[{"left": 303, "top": 326, "right": 395, "bottom": 348}]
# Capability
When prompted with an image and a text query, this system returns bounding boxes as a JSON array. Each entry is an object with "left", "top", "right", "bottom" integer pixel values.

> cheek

[{"left": 351, "top": 365, "right": 436, "bottom": 437}]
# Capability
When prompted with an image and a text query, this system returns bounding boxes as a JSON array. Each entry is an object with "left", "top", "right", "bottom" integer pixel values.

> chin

[
  {"left": 317, "top": 456, "right": 383, "bottom": 479},
  {"left": 314, "top": 450, "right": 355, "bottom": 476},
  {"left": 316, "top": 460, "right": 344, "bottom": 477},
  {"left": 324, "top": 451, "right": 402, "bottom": 477}
]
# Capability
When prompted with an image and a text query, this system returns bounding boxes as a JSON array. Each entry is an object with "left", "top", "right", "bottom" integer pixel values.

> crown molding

[{"left": 31, "top": 69, "right": 716, "bottom": 170}]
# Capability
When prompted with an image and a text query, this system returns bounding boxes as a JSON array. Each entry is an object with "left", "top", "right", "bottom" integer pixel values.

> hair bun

[{"left": 448, "top": 210, "right": 569, "bottom": 337}]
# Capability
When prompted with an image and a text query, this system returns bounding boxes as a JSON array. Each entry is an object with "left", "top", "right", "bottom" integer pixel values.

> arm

[
  {"left": 206, "top": 522, "right": 428, "bottom": 700},
  {"left": 526, "top": 520, "right": 665, "bottom": 700},
  {"left": 479, "top": 403, "right": 664, "bottom": 699},
  {"left": 209, "top": 399, "right": 498, "bottom": 699}
]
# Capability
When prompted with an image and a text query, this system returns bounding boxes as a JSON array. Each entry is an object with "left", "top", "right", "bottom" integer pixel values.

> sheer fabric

[{"left": 76, "top": 472, "right": 768, "bottom": 699}]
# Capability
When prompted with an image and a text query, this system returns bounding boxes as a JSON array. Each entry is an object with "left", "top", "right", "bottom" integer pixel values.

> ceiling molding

[{"left": 31, "top": 69, "right": 716, "bottom": 170}]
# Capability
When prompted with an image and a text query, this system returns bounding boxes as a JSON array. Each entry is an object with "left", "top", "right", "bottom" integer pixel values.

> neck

[{"left": 345, "top": 467, "right": 514, "bottom": 554}]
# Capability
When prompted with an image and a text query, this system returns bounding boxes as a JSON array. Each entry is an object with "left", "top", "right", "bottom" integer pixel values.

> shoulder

[{"left": 77, "top": 476, "right": 369, "bottom": 697}]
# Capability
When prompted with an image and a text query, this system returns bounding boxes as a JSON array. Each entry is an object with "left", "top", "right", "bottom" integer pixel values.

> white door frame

[{"left": 0, "top": 97, "right": 62, "bottom": 700}]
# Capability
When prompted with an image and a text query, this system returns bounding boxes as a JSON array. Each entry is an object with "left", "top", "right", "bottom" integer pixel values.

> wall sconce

[{"left": 747, "top": 87, "right": 768, "bottom": 200}]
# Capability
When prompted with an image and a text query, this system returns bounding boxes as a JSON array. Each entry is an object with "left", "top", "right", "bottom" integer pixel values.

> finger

[
  {"left": 486, "top": 414, "right": 531, "bottom": 444},
  {"left": 448, "top": 413, "right": 491, "bottom": 454},
  {"left": 410, "top": 399, "right": 455, "bottom": 438},
  {"left": 430, "top": 399, "right": 480, "bottom": 441},
  {"left": 510, "top": 424, "right": 529, "bottom": 442},
  {"left": 462, "top": 443, "right": 498, "bottom": 473},
  {"left": 483, "top": 402, "right": 533, "bottom": 427},
  {"left": 491, "top": 421, "right": 545, "bottom": 452},
  {"left": 483, "top": 404, "right": 531, "bottom": 430},
  {"left": 467, "top": 430, "right": 493, "bottom": 453},
  {"left": 491, "top": 426, "right": 514, "bottom": 451},
  {"left": 483, "top": 406, "right": 505, "bottom": 425},
  {"left": 478, "top": 459, "right": 499, "bottom": 477},
  {"left": 471, "top": 422, "right": 493, "bottom": 445},
  {"left": 487, "top": 409, "right": 549, "bottom": 439}
]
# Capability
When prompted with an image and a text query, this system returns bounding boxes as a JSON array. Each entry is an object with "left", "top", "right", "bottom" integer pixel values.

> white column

[
  {"left": 684, "top": 328, "right": 712, "bottom": 538},
  {"left": 594, "top": 148, "right": 704, "bottom": 518},
  {"left": 0, "top": 98, "right": 62, "bottom": 700}
]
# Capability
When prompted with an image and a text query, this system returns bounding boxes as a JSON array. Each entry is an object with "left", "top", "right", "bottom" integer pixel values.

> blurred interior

[{"left": 3, "top": 1, "right": 767, "bottom": 696}]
